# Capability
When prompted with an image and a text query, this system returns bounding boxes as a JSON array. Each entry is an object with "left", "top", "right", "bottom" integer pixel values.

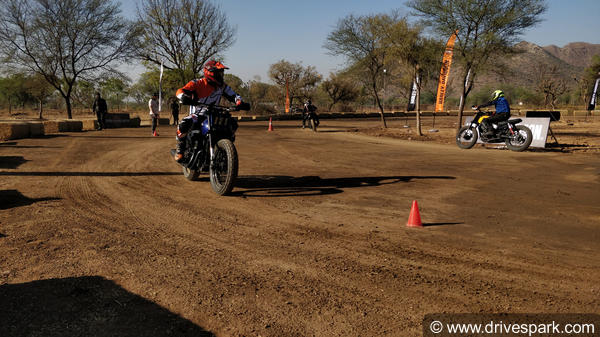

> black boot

[{"left": 174, "top": 138, "right": 186, "bottom": 162}]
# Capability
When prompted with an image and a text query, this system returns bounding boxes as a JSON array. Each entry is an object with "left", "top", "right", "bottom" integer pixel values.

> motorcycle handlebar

[
  {"left": 472, "top": 106, "right": 492, "bottom": 115},
  {"left": 191, "top": 102, "right": 251, "bottom": 112}
]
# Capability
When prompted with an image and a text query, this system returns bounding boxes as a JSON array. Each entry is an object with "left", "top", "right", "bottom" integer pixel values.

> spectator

[
  {"left": 149, "top": 93, "right": 160, "bottom": 137},
  {"left": 170, "top": 97, "right": 180, "bottom": 125},
  {"left": 92, "top": 92, "right": 108, "bottom": 130}
]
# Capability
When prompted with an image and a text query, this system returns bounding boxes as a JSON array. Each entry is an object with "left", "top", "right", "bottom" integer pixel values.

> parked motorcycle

[
  {"left": 171, "top": 102, "right": 249, "bottom": 196},
  {"left": 456, "top": 106, "right": 533, "bottom": 152}
]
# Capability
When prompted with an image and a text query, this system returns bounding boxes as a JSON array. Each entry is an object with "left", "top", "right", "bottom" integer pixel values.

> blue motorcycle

[{"left": 171, "top": 103, "right": 249, "bottom": 195}]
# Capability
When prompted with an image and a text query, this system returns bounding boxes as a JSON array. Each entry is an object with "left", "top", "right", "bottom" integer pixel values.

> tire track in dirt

[{"left": 2, "top": 124, "right": 599, "bottom": 336}]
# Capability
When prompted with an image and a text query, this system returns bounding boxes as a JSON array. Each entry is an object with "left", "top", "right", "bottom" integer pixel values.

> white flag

[{"left": 159, "top": 61, "right": 164, "bottom": 112}]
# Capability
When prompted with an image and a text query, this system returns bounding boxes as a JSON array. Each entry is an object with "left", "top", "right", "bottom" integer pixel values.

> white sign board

[{"left": 465, "top": 117, "right": 550, "bottom": 148}]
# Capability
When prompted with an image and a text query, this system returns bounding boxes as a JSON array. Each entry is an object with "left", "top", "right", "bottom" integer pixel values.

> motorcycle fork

[{"left": 208, "top": 114, "right": 215, "bottom": 162}]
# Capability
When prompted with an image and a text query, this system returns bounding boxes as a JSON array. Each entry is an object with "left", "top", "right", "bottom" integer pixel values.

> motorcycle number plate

[{"left": 471, "top": 123, "right": 477, "bottom": 128}]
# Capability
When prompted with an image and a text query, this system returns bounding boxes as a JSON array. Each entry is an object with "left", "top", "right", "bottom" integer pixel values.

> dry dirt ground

[{"left": 1, "top": 116, "right": 599, "bottom": 336}]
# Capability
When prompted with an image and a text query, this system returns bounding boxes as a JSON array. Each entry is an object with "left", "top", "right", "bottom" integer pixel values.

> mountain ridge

[{"left": 465, "top": 41, "right": 600, "bottom": 90}]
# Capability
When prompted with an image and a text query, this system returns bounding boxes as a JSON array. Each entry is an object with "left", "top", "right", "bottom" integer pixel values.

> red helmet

[{"left": 204, "top": 60, "right": 228, "bottom": 85}]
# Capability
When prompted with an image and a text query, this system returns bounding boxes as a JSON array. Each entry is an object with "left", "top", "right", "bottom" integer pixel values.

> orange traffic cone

[
  {"left": 406, "top": 200, "right": 423, "bottom": 227},
  {"left": 268, "top": 117, "right": 274, "bottom": 131}
]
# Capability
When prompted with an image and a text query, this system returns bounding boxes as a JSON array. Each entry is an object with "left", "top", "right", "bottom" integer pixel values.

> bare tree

[
  {"left": 0, "top": 0, "right": 140, "bottom": 119},
  {"left": 383, "top": 18, "right": 443, "bottom": 135},
  {"left": 325, "top": 13, "right": 404, "bottom": 128},
  {"left": 407, "top": 0, "right": 547, "bottom": 128},
  {"left": 137, "top": 0, "right": 236, "bottom": 84},
  {"left": 321, "top": 72, "right": 359, "bottom": 111},
  {"left": 534, "top": 64, "right": 566, "bottom": 109},
  {"left": 268, "top": 60, "right": 321, "bottom": 111},
  {"left": 26, "top": 73, "right": 55, "bottom": 119}
]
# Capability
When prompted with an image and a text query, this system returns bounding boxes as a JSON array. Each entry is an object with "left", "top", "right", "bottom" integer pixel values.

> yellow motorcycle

[{"left": 456, "top": 106, "right": 533, "bottom": 152}]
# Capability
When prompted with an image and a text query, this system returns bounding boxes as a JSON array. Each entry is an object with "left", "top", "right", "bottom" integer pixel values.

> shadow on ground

[
  {"left": 232, "top": 175, "right": 455, "bottom": 197},
  {"left": 0, "top": 142, "right": 61, "bottom": 149},
  {"left": 0, "top": 190, "right": 59, "bottom": 210},
  {"left": 0, "top": 171, "right": 181, "bottom": 177},
  {"left": 0, "top": 156, "right": 29, "bottom": 169},
  {"left": 423, "top": 222, "right": 463, "bottom": 227},
  {"left": 0, "top": 276, "right": 215, "bottom": 337},
  {"left": 530, "top": 143, "right": 596, "bottom": 153}
]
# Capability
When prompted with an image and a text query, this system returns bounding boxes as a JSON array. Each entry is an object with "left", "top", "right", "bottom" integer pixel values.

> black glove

[
  {"left": 178, "top": 90, "right": 197, "bottom": 105},
  {"left": 236, "top": 102, "right": 251, "bottom": 111}
]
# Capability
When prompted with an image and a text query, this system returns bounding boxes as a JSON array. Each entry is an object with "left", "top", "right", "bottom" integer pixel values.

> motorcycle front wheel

[
  {"left": 505, "top": 125, "right": 533, "bottom": 152},
  {"left": 209, "top": 139, "right": 238, "bottom": 196},
  {"left": 310, "top": 118, "right": 317, "bottom": 132},
  {"left": 456, "top": 126, "right": 478, "bottom": 149}
]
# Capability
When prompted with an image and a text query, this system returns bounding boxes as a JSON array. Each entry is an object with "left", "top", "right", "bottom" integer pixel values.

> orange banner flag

[
  {"left": 285, "top": 79, "right": 290, "bottom": 113},
  {"left": 435, "top": 31, "right": 458, "bottom": 113}
]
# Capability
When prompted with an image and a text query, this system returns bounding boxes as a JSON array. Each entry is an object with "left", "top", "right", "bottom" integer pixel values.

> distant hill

[
  {"left": 542, "top": 42, "right": 600, "bottom": 68},
  {"left": 450, "top": 41, "right": 600, "bottom": 92}
]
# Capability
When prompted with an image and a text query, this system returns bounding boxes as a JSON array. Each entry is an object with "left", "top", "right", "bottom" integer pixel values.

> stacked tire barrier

[
  {"left": 0, "top": 122, "right": 43, "bottom": 141},
  {"left": 0, "top": 113, "right": 142, "bottom": 141}
]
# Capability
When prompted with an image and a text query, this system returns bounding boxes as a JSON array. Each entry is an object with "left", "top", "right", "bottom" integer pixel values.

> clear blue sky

[{"left": 121, "top": 0, "right": 600, "bottom": 82}]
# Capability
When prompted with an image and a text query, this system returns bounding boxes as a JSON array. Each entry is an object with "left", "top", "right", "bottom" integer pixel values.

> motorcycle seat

[{"left": 508, "top": 118, "right": 522, "bottom": 124}]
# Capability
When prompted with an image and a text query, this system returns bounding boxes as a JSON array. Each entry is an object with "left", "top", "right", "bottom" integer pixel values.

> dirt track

[{"left": 1, "top": 118, "right": 599, "bottom": 336}]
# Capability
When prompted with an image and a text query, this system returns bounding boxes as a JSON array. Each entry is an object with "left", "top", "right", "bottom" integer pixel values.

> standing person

[
  {"left": 173, "top": 60, "right": 247, "bottom": 162},
  {"left": 475, "top": 90, "right": 510, "bottom": 137},
  {"left": 170, "top": 97, "right": 180, "bottom": 126},
  {"left": 92, "top": 92, "right": 108, "bottom": 130},
  {"left": 149, "top": 92, "right": 160, "bottom": 137}
]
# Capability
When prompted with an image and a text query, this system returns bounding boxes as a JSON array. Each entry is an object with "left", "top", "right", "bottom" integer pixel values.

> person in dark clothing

[
  {"left": 475, "top": 90, "right": 510, "bottom": 137},
  {"left": 92, "top": 92, "right": 108, "bottom": 130},
  {"left": 170, "top": 97, "right": 180, "bottom": 126},
  {"left": 302, "top": 99, "right": 319, "bottom": 129},
  {"left": 149, "top": 93, "right": 160, "bottom": 137}
]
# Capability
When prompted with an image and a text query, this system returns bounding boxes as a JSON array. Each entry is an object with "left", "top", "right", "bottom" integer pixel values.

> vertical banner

[
  {"left": 435, "top": 31, "right": 458, "bottom": 113},
  {"left": 588, "top": 77, "right": 600, "bottom": 111},
  {"left": 159, "top": 61, "right": 164, "bottom": 112},
  {"left": 407, "top": 77, "right": 418, "bottom": 112},
  {"left": 285, "top": 79, "right": 290, "bottom": 113}
]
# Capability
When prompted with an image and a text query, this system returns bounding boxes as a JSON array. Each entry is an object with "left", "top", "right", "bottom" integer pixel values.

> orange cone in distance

[
  {"left": 268, "top": 117, "right": 273, "bottom": 131},
  {"left": 407, "top": 200, "right": 423, "bottom": 227}
]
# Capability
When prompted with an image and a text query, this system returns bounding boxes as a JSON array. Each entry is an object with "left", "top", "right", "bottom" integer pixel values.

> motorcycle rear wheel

[
  {"left": 505, "top": 125, "right": 533, "bottom": 152},
  {"left": 210, "top": 139, "right": 238, "bottom": 196},
  {"left": 456, "top": 126, "right": 478, "bottom": 149}
]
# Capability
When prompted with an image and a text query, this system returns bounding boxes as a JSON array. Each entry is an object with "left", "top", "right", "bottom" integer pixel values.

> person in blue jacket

[{"left": 475, "top": 90, "right": 511, "bottom": 137}]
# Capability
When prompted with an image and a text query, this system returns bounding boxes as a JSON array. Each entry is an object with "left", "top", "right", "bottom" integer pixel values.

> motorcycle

[
  {"left": 456, "top": 106, "right": 533, "bottom": 152},
  {"left": 170, "top": 102, "right": 249, "bottom": 196},
  {"left": 306, "top": 111, "right": 319, "bottom": 132}
]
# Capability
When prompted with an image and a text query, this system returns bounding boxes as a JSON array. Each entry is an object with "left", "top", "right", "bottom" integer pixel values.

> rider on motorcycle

[
  {"left": 475, "top": 90, "right": 511, "bottom": 137},
  {"left": 173, "top": 60, "right": 245, "bottom": 162},
  {"left": 302, "top": 99, "right": 319, "bottom": 129}
]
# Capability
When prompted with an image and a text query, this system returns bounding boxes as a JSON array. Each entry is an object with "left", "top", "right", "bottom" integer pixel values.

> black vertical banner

[
  {"left": 407, "top": 81, "right": 417, "bottom": 111},
  {"left": 588, "top": 78, "right": 599, "bottom": 111},
  {"left": 407, "top": 75, "right": 419, "bottom": 112}
]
